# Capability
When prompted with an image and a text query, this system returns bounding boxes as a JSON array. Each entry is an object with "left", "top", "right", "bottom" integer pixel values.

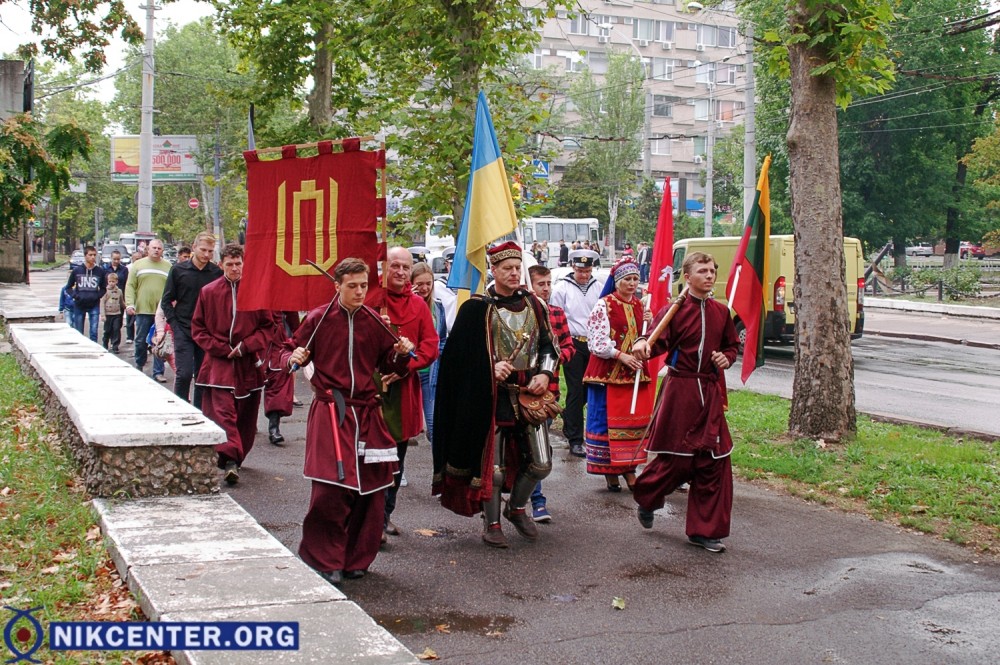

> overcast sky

[{"left": 3, "top": 0, "right": 215, "bottom": 102}]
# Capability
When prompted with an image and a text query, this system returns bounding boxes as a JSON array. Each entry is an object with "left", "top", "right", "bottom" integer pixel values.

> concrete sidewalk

[{"left": 865, "top": 298, "right": 1000, "bottom": 350}]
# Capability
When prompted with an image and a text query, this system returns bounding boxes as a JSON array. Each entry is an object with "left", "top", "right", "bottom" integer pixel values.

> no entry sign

[{"left": 188, "top": 198, "right": 200, "bottom": 210}]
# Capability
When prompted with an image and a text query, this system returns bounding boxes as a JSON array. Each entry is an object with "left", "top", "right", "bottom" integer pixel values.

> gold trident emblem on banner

[{"left": 276, "top": 179, "right": 338, "bottom": 276}]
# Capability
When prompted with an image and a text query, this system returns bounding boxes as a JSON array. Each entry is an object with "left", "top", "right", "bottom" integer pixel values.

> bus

[
  {"left": 520, "top": 216, "right": 600, "bottom": 247},
  {"left": 118, "top": 231, "right": 158, "bottom": 256}
]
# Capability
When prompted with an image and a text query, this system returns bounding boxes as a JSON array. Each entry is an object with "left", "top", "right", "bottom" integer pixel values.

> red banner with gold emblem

[{"left": 237, "top": 138, "right": 386, "bottom": 312}]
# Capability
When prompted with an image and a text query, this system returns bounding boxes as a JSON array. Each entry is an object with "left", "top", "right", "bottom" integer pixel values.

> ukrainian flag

[{"left": 448, "top": 91, "right": 518, "bottom": 296}]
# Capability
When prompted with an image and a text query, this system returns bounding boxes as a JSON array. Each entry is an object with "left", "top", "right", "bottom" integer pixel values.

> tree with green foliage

[
  {"left": 5, "top": 0, "right": 142, "bottom": 71},
  {"left": 617, "top": 178, "right": 661, "bottom": 245},
  {"left": 758, "top": 0, "right": 898, "bottom": 440},
  {"left": 0, "top": 112, "right": 90, "bottom": 238},
  {"left": 544, "top": 157, "right": 608, "bottom": 223},
  {"left": 568, "top": 50, "right": 645, "bottom": 257},
  {"left": 214, "top": 0, "right": 563, "bottom": 239}
]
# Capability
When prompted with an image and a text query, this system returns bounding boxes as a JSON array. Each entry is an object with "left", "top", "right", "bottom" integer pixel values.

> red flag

[
  {"left": 647, "top": 177, "right": 675, "bottom": 380},
  {"left": 238, "top": 140, "right": 386, "bottom": 311},
  {"left": 727, "top": 155, "right": 771, "bottom": 383}
]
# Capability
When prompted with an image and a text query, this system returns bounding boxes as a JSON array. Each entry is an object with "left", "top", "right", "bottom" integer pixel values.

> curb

[
  {"left": 866, "top": 297, "right": 1000, "bottom": 320},
  {"left": 862, "top": 410, "right": 1000, "bottom": 443},
  {"left": 865, "top": 328, "right": 1000, "bottom": 351}
]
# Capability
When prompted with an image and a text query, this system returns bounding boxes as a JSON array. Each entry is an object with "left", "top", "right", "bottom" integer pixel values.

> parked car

[
  {"left": 960, "top": 241, "right": 985, "bottom": 260},
  {"left": 905, "top": 242, "right": 934, "bottom": 257},
  {"left": 100, "top": 243, "right": 131, "bottom": 266},
  {"left": 69, "top": 250, "right": 85, "bottom": 267}
]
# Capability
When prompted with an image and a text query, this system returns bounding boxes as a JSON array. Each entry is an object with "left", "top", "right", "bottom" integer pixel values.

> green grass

[
  {"left": 0, "top": 353, "right": 168, "bottom": 664},
  {"left": 727, "top": 390, "right": 1000, "bottom": 552}
]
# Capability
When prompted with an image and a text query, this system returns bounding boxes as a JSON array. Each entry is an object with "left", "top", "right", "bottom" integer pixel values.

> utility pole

[
  {"left": 213, "top": 124, "right": 222, "bottom": 259},
  {"left": 704, "top": 82, "right": 714, "bottom": 238},
  {"left": 643, "top": 89, "right": 652, "bottom": 178},
  {"left": 742, "top": 23, "right": 756, "bottom": 222},
  {"left": 137, "top": 2, "right": 158, "bottom": 234}
]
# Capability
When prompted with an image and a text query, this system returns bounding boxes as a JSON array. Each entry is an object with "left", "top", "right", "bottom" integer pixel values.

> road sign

[
  {"left": 188, "top": 198, "right": 200, "bottom": 210},
  {"left": 532, "top": 159, "right": 549, "bottom": 180}
]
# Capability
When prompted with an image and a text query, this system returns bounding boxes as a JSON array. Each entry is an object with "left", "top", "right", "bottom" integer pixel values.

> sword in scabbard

[
  {"left": 305, "top": 259, "right": 418, "bottom": 360},
  {"left": 325, "top": 388, "right": 348, "bottom": 481}
]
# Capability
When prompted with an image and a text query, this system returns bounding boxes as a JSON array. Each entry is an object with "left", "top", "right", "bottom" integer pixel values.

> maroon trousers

[
  {"left": 264, "top": 366, "right": 295, "bottom": 418},
  {"left": 299, "top": 480, "right": 385, "bottom": 574},
  {"left": 633, "top": 452, "right": 733, "bottom": 540},
  {"left": 204, "top": 388, "right": 262, "bottom": 466}
]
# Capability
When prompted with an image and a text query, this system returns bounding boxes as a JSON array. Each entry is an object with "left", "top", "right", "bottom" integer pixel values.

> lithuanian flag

[
  {"left": 726, "top": 155, "right": 771, "bottom": 384},
  {"left": 448, "top": 91, "right": 519, "bottom": 298}
]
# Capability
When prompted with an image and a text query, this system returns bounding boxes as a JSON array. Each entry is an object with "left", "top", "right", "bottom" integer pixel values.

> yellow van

[{"left": 669, "top": 235, "right": 865, "bottom": 347}]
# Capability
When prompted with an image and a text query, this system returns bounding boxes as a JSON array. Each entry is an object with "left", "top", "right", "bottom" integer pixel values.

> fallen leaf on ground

[
  {"left": 435, "top": 624, "right": 450, "bottom": 634},
  {"left": 0, "top": 486, "right": 12, "bottom": 496},
  {"left": 54, "top": 550, "right": 78, "bottom": 562},
  {"left": 41, "top": 565, "right": 61, "bottom": 574},
  {"left": 612, "top": 596, "right": 626, "bottom": 610},
  {"left": 414, "top": 528, "right": 441, "bottom": 537},
  {"left": 86, "top": 525, "right": 102, "bottom": 541},
  {"left": 485, "top": 630, "right": 504, "bottom": 637},
  {"left": 416, "top": 647, "right": 439, "bottom": 660}
]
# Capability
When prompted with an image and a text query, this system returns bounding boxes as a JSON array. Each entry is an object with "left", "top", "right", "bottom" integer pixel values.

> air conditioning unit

[
  {"left": 638, "top": 39, "right": 650, "bottom": 47},
  {"left": 695, "top": 44, "right": 706, "bottom": 52},
  {"left": 598, "top": 36, "right": 610, "bottom": 44},
  {"left": 693, "top": 155, "right": 703, "bottom": 164},
  {"left": 661, "top": 41, "right": 673, "bottom": 50}
]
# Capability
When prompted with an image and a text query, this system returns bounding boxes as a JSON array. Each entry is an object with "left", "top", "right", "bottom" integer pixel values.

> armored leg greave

[{"left": 509, "top": 425, "right": 552, "bottom": 509}]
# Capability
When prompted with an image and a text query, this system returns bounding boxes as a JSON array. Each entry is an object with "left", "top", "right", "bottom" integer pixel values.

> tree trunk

[
  {"left": 785, "top": 23, "right": 856, "bottom": 441},
  {"left": 607, "top": 192, "right": 619, "bottom": 262},
  {"left": 307, "top": 23, "right": 334, "bottom": 131}
]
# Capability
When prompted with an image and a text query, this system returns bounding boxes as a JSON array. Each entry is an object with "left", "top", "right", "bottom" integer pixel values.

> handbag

[
  {"left": 517, "top": 389, "right": 562, "bottom": 426},
  {"left": 151, "top": 330, "right": 173, "bottom": 359}
]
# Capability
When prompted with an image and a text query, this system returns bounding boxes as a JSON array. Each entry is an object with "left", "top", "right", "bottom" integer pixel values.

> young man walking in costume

[
  {"left": 285, "top": 258, "right": 414, "bottom": 584},
  {"left": 630, "top": 252, "right": 740, "bottom": 553}
]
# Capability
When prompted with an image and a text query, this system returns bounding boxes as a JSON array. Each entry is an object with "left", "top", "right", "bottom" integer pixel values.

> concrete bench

[
  {"left": 6, "top": 322, "right": 223, "bottom": 497},
  {"left": 94, "top": 495, "right": 417, "bottom": 665},
  {"left": 0, "top": 282, "right": 59, "bottom": 323}
]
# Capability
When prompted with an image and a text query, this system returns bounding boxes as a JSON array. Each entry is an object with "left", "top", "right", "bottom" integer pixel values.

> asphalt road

[{"left": 26, "top": 267, "right": 1000, "bottom": 663}]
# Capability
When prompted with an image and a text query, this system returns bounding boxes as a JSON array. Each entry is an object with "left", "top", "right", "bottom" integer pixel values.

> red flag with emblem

[{"left": 237, "top": 139, "right": 386, "bottom": 312}]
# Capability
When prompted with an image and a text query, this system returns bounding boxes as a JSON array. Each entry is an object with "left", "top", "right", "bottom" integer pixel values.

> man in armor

[{"left": 433, "top": 242, "right": 559, "bottom": 548}]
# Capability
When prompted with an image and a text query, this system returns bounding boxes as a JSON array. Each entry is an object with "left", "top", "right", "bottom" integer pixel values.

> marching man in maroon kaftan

[
  {"left": 191, "top": 244, "right": 274, "bottom": 486},
  {"left": 285, "top": 258, "right": 414, "bottom": 586},
  {"left": 630, "top": 251, "right": 740, "bottom": 553},
  {"left": 368, "top": 246, "right": 439, "bottom": 539}
]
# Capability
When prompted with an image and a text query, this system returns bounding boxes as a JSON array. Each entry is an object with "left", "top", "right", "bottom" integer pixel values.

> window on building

[
  {"left": 657, "top": 20, "right": 675, "bottom": 42},
  {"left": 558, "top": 49, "right": 587, "bottom": 73},
  {"left": 569, "top": 15, "right": 590, "bottom": 35},
  {"left": 651, "top": 57, "right": 675, "bottom": 81},
  {"left": 593, "top": 14, "right": 612, "bottom": 38},
  {"left": 716, "top": 62, "right": 738, "bottom": 85},
  {"left": 652, "top": 94, "right": 680, "bottom": 117},
  {"left": 693, "top": 99, "right": 711, "bottom": 121},
  {"left": 634, "top": 18, "right": 656, "bottom": 41},
  {"left": 651, "top": 138, "right": 671, "bottom": 155},
  {"left": 696, "top": 24, "right": 716, "bottom": 47},
  {"left": 693, "top": 136, "right": 707, "bottom": 155},
  {"left": 589, "top": 51, "right": 609, "bottom": 75},
  {"left": 716, "top": 100, "right": 745, "bottom": 122},
  {"left": 695, "top": 62, "right": 715, "bottom": 84},
  {"left": 528, "top": 47, "right": 544, "bottom": 70},
  {"left": 717, "top": 26, "right": 737, "bottom": 48}
]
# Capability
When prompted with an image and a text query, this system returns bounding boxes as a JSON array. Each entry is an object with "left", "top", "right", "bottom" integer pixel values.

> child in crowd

[
  {"left": 59, "top": 284, "right": 76, "bottom": 328},
  {"left": 101, "top": 272, "right": 126, "bottom": 353}
]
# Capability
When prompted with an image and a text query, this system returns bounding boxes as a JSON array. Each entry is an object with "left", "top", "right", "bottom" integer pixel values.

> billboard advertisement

[{"left": 111, "top": 135, "right": 200, "bottom": 183}]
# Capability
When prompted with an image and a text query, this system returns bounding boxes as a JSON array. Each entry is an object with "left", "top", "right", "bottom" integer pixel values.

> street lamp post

[{"left": 705, "top": 82, "right": 714, "bottom": 238}]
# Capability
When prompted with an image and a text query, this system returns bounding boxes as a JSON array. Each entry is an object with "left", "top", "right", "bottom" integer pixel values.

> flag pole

[{"left": 629, "top": 319, "right": 649, "bottom": 414}]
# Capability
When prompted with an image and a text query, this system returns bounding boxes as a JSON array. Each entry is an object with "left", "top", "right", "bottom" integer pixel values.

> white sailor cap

[{"left": 568, "top": 249, "right": 601, "bottom": 268}]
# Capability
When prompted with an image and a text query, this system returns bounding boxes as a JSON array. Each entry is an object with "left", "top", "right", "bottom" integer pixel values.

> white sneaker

[{"left": 400, "top": 474, "right": 408, "bottom": 488}]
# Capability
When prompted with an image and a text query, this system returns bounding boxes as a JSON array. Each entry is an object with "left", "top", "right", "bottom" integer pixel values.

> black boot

[{"left": 267, "top": 412, "right": 285, "bottom": 446}]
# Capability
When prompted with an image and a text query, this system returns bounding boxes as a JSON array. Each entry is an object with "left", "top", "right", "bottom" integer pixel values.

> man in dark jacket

[
  {"left": 161, "top": 231, "right": 223, "bottom": 409},
  {"left": 66, "top": 246, "right": 106, "bottom": 342}
]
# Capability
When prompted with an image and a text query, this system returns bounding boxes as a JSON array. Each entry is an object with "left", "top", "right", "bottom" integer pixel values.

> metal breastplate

[{"left": 491, "top": 302, "right": 539, "bottom": 371}]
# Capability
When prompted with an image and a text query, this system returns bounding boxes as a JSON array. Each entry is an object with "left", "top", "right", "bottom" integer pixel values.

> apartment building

[{"left": 528, "top": 0, "right": 747, "bottom": 206}]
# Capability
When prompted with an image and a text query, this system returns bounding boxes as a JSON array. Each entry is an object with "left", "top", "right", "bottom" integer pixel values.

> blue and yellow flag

[{"left": 448, "top": 91, "right": 518, "bottom": 297}]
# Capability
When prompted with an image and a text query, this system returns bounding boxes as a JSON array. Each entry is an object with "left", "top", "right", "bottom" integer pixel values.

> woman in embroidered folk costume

[{"left": 583, "top": 256, "right": 654, "bottom": 491}]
